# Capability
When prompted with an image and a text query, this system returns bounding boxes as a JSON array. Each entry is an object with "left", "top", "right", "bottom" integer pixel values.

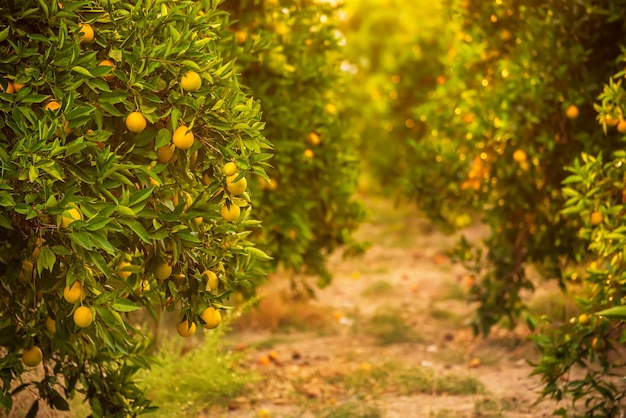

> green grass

[
  {"left": 361, "top": 308, "right": 423, "bottom": 345},
  {"left": 317, "top": 402, "right": 383, "bottom": 418},
  {"left": 139, "top": 321, "right": 258, "bottom": 417},
  {"left": 360, "top": 280, "right": 394, "bottom": 297},
  {"left": 326, "top": 361, "right": 485, "bottom": 399}
]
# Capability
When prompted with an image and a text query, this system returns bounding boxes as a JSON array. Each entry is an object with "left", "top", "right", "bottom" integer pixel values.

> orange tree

[
  {"left": 407, "top": 0, "right": 626, "bottom": 336},
  {"left": 340, "top": 0, "right": 447, "bottom": 195},
  {"left": 0, "top": 0, "right": 271, "bottom": 415},
  {"left": 222, "top": 0, "right": 365, "bottom": 289},
  {"left": 532, "top": 49, "right": 626, "bottom": 415}
]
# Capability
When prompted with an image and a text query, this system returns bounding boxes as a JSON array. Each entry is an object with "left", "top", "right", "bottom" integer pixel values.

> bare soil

[{"left": 208, "top": 196, "right": 565, "bottom": 418}]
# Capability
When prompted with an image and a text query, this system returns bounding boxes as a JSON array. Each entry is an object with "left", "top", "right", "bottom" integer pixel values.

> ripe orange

[
  {"left": 116, "top": 260, "right": 133, "bottom": 279},
  {"left": 307, "top": 132, "right": 320, "bottom": 145},
  {"left": 303, "top": 149, "right": 314, "bottom": 159},
  {"left": 177, "top": 319, "right": 197, "bottom": 337},
  {"left": 200, "top": 307, "right": 222, "bottom": 329},
  {"left": 172, "top": 125, "right": 194, "bottom": 149},
  {"left": 73, "top": 306, "right": 93, "bottom": 328},
  {"left": 126, "top": 112, "right": 147, "bottom": 133},
  {"left": 221, "top": 203, "right": 241, "bottom": 222},
  {"left": 45, "top": 100, "right": 61, "bottom": 111},
  {"left": 223, "top": 161, "right": 238, "bottom": 176},
  {"left": 512, "top": 149, "right": 527, "bottom": 163},
  {"left": 181, "top": 70, "right": 202, "bottom": 92},
  {"left": 79, "top": 23, "right": 94, "bottom": 43},
  {"left": 22, "top": 346, "right": 43, "bottom": 367},
  {"left": 0, "top": 81, "right": 15, "bottom": 94},
  {"left": 63, "top": 281, "right": 86, "bottom": 303},
  {"left": 98, "top": 59, "right": 116, "bottom": 80},
  {"left": 618, "top": 119, "right": 626, "bottom": 134},
  {"left": 12, "top": 82, "right": 25, "bottom": 92},
  {"left": 565, "top": 104, "right": 579, "bottom": 120},
  {"left": 226, "top": 174, "right": 247, "bottom": 195},
  {"left": 590, "top": 211, "right": 603, "bottom": 226}
]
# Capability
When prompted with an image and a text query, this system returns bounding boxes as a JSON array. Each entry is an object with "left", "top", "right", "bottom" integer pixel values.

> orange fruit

[
  {"left": 63, "top": 281, "right": 86, "bottom": 303},
  {"left": 44, "top": 100, "right": 61, "bottom": 111},
  {"left": 46, "top": 317, "right": 56, "bottom": 334},
  {"left": 181, "top": 70, "right": 202, "bottom": 92},
  {"left": 618, "top": 119, "right": 626, "bottom": 133},
  {"left": 79, "top": 23, "right": 94, "bottom": 43},
  {"left": 590, "top": 211, "right": 603, "bottom": 226},
  {"left": 221, "top": 203, "right": 241, "bottom": 222},
  {"left": 565, "top": 104, "right": 579, "bottom": 120},
  {"left": 98, "top": 59, "right": 116, "bottom": 80},
  {"left": 172, "top": 125, "right": 194, "bottom": 149},
  {"left": 0, "top": 81, "right": 15, "bottom": 94},
  {"left": 226, "top": 174, "right": 247, "bottom": 195},
  {"left": 200, "top": 306, "right": 222, "bottom": 329},
  {"left": 60, "top": 207, "right": 82, "bottom": 228},
  {"left": 116, "top": 260, "right": 133, "bottom": 279},
  {"left": 73, "top": 306, "right": 93, "bottom": 328},
  {"left": 177, "top": 319, "right": 197, "bottom": 337},
  {"left": 154, "top": 262, "right": 173, "bottom": 281},
  {"left": 202, "top": 270, "right": 219, "bottom": 292},
  {"left": 22, "top": 346, "right": 43, "bottom": 367},
  {"left": 157, "top": 143, "right": 176, "bottom": 163},
  {"left": 126, "top": 112, "right": 147, "bottom": 133},
  {"left": 223, "top": 161, "right": 238, "bottom": 176}
]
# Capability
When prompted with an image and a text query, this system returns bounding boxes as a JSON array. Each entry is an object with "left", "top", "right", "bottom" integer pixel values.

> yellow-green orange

[
  {"left": 173, "top": 191, "right": 193, "bottom": 211},
  {"left": 73, "top": 306, "right": 93, "bottom": 328},
  {"left": 202, "top": 270, "right": 219, "bottom": 292},
  {"left": 46, "top": 317, "right": 56, "bottom": 334},
  {"left": 200, "top": 307, "right": 222, "bottom": 329},
  {"left": 157, "top": 143, "right": 176, "bottom": 163},
  {"left": 60, "top": 207, "right": 82, "bottom": 229},
  {"left": 22, "top": 346, "right": 43, "bottom": 367},
  {"left": 154, "top": 262, "right": 173, "bottom": 281}
]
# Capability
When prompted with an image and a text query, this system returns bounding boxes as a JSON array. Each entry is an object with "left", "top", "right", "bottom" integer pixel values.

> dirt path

[{"left": 210, "top": 196, "right": 563, "bottom": 418}]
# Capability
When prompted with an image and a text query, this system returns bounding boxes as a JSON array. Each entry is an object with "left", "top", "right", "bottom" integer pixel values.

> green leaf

[
  {"left": 120, "top": 219, "right": 151, "bottom": 243},
  {"left": 71, "top": 66, "right": 94, "bottom": 78},
  {"left": 0, "top": 27, "right": 9, "bottom": 43},
  {"left": 596, "top": 306, "right": 626, "bottom": 320},
  {"left": 111, "top": 299, "right": 142, "bottom": 312},
  {"left": 69, "top": 232, "right": 92, "bottom": 250},
  {"left": 129, "top": 187, "right": 153, "bottom": 207},
  {"left": 39, "top": 247, "right": 56, "bottom": 272}
]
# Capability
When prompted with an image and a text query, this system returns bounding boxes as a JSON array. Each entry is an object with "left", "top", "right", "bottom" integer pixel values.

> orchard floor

[{"left": 203, "top": 196, "right": 565, "bottom": 418}]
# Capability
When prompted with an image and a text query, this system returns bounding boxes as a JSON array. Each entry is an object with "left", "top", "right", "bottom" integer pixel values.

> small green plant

[
  {"left": 360, "top": 280, "right": 394, "bottom": 297},
  {"left": 319, "top": 402, "right": 383, "bottom": 418},
  {"left": 138, "top": 319, "right": 258, "bottom": 418},
  {"left": 362, "top": 308, "right": 423, "bottom": 345}
]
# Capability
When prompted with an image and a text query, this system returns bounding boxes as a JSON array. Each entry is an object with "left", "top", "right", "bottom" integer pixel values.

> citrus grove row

[
  {"left": 343, "top": 0, "right": 626, "bottom": 415},
  {"left": 0, "top": 0, "right": 362, "bottom": 415}
]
